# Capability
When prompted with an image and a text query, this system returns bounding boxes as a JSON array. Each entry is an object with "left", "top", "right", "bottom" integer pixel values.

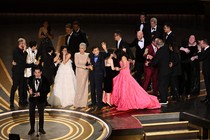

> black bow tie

[
  {"left": 152, "top": 28, "right": 155, "bottom": 30},
  {"left": 139, "top": 40, "right": 143, "bottom": 42},
  {"left": 35, "top": 78, "right": 41, "bottom": 82}
]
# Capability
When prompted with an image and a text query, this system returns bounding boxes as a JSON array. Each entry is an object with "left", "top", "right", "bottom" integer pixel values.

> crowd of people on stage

[{"left": 9, "top": 13, "right": 210, "bottom": 115}]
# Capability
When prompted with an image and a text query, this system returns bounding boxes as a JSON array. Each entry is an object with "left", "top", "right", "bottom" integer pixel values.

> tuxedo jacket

[
  {"left": 149, "top": 45, "right": 171, "bottom": 77},
  {"left": 89, "top": 52, "right": 109, "bottom": 75},
  {"left": 135, "top": 22, "right": 149, "bottom": 33},
  {"left": 170, "top": 51, "right": 182, "bottom": 76},
  {"left": 42, "top": 53, "right": 57, "bottom": 85},
  {"left": 144, "top": 25, "right": 163, "bottom": 46},
  {"left": 129, "top": 38, "right": 146, "bottom": 63},
  {"left": 72, "top": 29, "right": 89, "bottom": 52},
  {"left": 143, "top": 44, "right": 156, "bottom": 62},
  {"left": 65, "top": 34, "right": 77, "bottom": 55},
  {"left": 198, "top": 47, "right": 210, "bottom": 76},
  {"left": 116, "top": 39, "right": 134, "bottom": 60},
  {"left": 164, "top": 32, "right": 176, "bottom": 48},
  {"left": 28, "top": 75, "right": 50, "bottom": 103},
  {"left": 12, "top": 47, "right": 27, "bottom": 74}
]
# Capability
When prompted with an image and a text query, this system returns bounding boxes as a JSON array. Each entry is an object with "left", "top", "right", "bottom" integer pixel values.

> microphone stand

[{"left": 36, "top": 110, "right": 39, "bottom": 137}]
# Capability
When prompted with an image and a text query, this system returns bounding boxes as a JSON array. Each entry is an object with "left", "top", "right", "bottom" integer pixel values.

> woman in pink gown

[{"left": 111, "top": 50, "right": 161, "bottom": 111}]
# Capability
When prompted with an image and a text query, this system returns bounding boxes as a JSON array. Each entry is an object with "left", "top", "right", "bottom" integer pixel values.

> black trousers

[
  {"left": 134, "top": 62, "right": 144, "bottom": 86},
  {"left": 170, "top": 76, "right": 180, "bottom": 95},
  {"left": 158, "top": 74, "right": 170, "bottom": 102},
  {"left": 22, "top": 77, "right": 29, "bottom": 104},
  {"left": 29, "top": 101, "right": 45, "bottom": 130},
  {"left": 89, "top": 73, "right": 104, "bottom": 107},
  {"left": 10, "top": 72, "right": 24, "bottom": 105},
  {"left": 204, "top": 74, "right": 210, "bottom": 100}
]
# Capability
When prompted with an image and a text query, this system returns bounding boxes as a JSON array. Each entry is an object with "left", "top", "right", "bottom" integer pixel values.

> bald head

[{"left": 137, "top": 31, "right": 144, "bottom": 40}]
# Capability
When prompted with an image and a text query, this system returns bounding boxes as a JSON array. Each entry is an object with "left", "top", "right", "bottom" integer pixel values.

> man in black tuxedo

[
  {"left": 163, "top": 23, "right": 176, "bottom": 48},
  {"left": 10, "top": 38, "right": 27, "bottom": 109},
  {"left": 65, "top": 23, "right": 76, "bottom": 71},
  {"left": 135, "top": 12, "right": 148, "bottom": 34},
  {"left": 72, "top": 20, "right": 89, "bottom": 52},
  {"left": 114, "top": 30, "right": 134, "bottom": 60},
  {"left": 42, "top": 47, "right": 60, "bottom": 86},
  {"left": 88, "top": 43, "right": 109, "bottom": 110},
  {"left": 191, "top": 39, "right": 210, "bottom": 104},
  {"left": 129, "top": 31, "right": 146, "bottom": 85},
  {"left": 27, "top": 66, "right": 50, "bottom": 135},
  {"left": 146, "top": 38, "right": 171, "bottom": 104},
  {"left": 144, "top": 17, "right": 163, "bottom": 47},
  {"left": 42, "top": 47, "right": 60, "bottom": 106}
]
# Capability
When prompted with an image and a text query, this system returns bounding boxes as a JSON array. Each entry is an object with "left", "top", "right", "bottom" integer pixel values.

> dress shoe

[
  {"left": 39, "top": 129, "right": 46, "bottom": 134},
  {"left": 160, "top": 101, "right": 168, "bottom": 105},
  {"left": 28, "top": 129, "right": 35, "bottom": 135},
  {"left": 94, "top": 106, "right": 102, "bottom": 111},
  {"left": 10, "top": 104, "right": 15, "bottom": 109},
  {"left": 45, "top": 102, "right": 51, "bottom": 106},
  {"left": 88, "top": 104, "right": 96, "bottom": 108},
  {"left": 200, "top": 98, "right": 209, "bottom": 103}
]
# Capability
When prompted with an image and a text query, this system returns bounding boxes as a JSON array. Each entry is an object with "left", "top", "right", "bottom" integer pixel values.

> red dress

[{"left": 111, "top": 61, "right": 161, "bottom": 111}]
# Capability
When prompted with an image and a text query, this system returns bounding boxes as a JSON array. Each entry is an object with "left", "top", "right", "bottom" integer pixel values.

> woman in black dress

[
  {"left": 180, "top": 35, "right": 200, "bottom": 99},
  {"left": 103, "top": 49, "right": 116, "bottom": 106}
]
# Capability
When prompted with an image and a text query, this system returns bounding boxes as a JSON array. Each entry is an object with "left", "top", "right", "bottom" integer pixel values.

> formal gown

[
  {"left": 111, "top": 61, "right": 161, "bottom": 111},
  {"left": 48, "top": 59, "right": 76, "bottom": 108},
  {"left": 104, "top": 66, "right": 113, "bottom": 93},
  {"left": 74, "top": 52, "right": 89, "bottom": 107}
]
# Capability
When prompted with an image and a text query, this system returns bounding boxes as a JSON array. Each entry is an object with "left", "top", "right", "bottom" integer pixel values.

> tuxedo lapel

[{"left": 37, "top": 78, "right": 43, "bottom": 92}]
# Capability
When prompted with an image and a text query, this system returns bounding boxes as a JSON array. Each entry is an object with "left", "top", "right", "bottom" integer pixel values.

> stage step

[
  {"left": 136, "top": 112, "right": 200, "bottom": 140},
  {"left": 145, "top": 129, "right": 199, "bottom": 140},
  {"left": 142, "top": 121, "right": 189, "bottom": 132}
]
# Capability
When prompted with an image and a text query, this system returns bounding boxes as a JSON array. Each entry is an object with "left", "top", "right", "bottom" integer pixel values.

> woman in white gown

[{"left": 48, "top": 46, "right": 76, "bottom": 108}]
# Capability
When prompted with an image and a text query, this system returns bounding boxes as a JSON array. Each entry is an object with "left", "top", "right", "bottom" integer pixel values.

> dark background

[{"left": 0, "top": 0, "right": 206, "bottom": 14}]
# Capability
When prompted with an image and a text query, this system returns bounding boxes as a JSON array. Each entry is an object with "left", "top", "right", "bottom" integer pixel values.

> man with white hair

[
  {"left": 144, "top": 17, "right": 163, "bottom": 47},
  {"left": 10, "top": 38, "right": 27, "bottom": 109}
]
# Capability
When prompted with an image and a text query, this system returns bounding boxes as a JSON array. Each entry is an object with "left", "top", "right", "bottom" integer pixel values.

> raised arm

[{"left": 62, "top": 53, "right": 71, "bottom": 64}]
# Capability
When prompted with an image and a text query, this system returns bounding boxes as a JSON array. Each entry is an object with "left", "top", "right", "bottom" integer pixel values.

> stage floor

[{"left": 1, "top": 96, "right": 210, "bottom": 139}]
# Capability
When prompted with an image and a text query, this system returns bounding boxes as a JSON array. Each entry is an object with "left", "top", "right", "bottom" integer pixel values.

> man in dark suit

[
  {"left": 42, "top": 47, "right": 60, "bottom": 86},
  {"left": 114, "top": 30, "right": 134, "bottom": 60},
  {"left": 163, "top": 23, "right": 176, "bottom": 48},
  {"left": 144, "top": 17, "right": 163, "bottom": 47},
  {"left": 42, "top": 47, "right": 60, "bottom": 106},
  {"left": 146, "top": 38, "right": 171, "bottom": 104},
  {"left": 192, "top": 39, "right": 210, "bottom": 104},
  {"left": 88, "top": 43, "right": 109, "bottom": 110},
  {"left": 72, "top": 20, "right": 89, "bottom": 52},
  {"left": 135, "top": 12, "right": 148, "bottom": 34},
  {"left": 129, "top": 31, "right": 146, "bottom": 85},
  {"left": 65, "top": 23, "right": 76, "bottom": 71},
  {"left": 27, "top": 66, "right": 50, "bottom": 135},
  {"left": 10, "top": 38, "right": 27, "bottom": 109}
]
